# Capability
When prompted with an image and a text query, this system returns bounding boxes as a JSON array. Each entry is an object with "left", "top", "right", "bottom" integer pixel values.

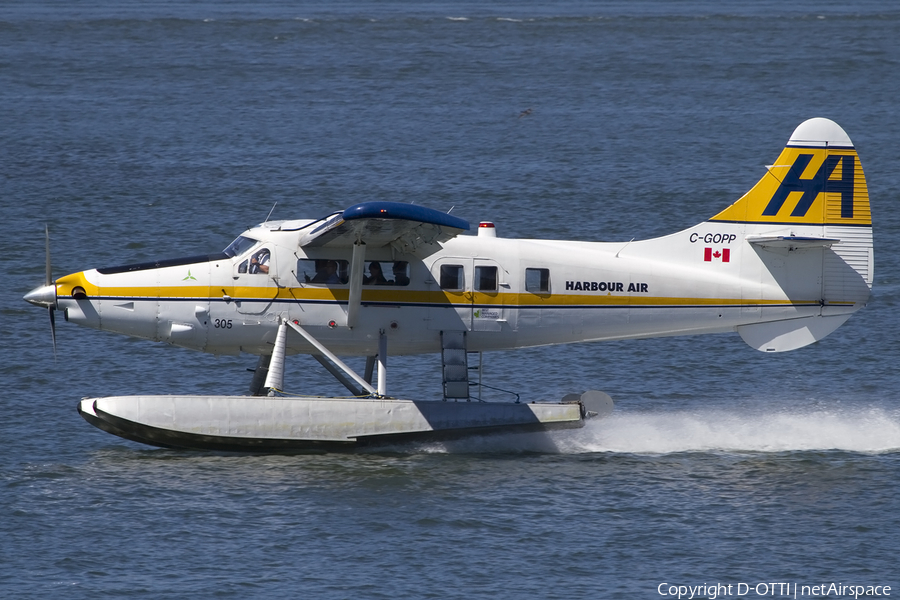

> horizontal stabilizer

[
  {"left": 737, "top": 314, "right": 851, "bottom": 352},
  {"left": 746, "top": 235, "right": 840, "bottom": 249}
]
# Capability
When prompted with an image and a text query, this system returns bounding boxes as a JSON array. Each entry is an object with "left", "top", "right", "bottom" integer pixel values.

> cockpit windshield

[{"left": 223, "top": 235, "right": 259, "bottom": 258}]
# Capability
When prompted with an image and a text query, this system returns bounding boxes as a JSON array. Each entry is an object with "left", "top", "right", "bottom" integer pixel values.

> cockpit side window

[
  {"left": 248, "top": 249, "right": 270, "bottom": 274},
  {"left": 224, "top": 235, "right": 259, "bottom": 258},
  {"left": 297, "top": 259, "right": 349, "bottom": 285},
  {"left": 237, "top": 247, "right": 271, "bottom": 274}
]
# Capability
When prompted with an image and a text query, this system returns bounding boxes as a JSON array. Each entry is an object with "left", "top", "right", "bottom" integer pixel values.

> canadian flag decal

[{"left": 704, "top": 248, "right": 730, "bottom": 262}]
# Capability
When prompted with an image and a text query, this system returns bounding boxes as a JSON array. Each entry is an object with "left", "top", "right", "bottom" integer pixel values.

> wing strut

[{"left": 346, "top": 241, "right": 366, "bottom": 328}]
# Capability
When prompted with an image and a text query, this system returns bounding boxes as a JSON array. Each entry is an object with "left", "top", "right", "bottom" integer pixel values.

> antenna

[
  {"left": 615, "top": 238, "right": 635, "bottom": 258},
  {"left": 264, "top": 202, "right": 278, "bottom": 223}
]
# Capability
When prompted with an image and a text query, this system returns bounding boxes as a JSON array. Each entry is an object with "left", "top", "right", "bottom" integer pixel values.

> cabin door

[
  {"left": 232, "top": 245, "right": 278, "bottom": 315},
  {"left": 426, "top": 258, "right": 511, "bottom": 332}
]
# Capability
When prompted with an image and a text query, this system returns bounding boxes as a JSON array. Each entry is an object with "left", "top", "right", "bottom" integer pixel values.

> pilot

[
  {"left": 249, "top": 249, "right": 270, "bottom": 274},
  {"left": 364, "top": 261, "right": 388, "bottom": 285},
  {"left": 391, "top": 261, "right": 410, "bottom": 286},
  {"left": 312, "top": 260, "right": 341, "bottom": 284}
]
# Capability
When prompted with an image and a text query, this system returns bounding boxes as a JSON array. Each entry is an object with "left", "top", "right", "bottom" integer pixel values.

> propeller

[
  {"left": 46, "top": 226, "right": 57, "bottom": 354},
  {"left": 43, "top": 225, "right": 57, "bottom": 357},
  {"left": 23, "top": 225, "right": 58, "bottom": 357}
]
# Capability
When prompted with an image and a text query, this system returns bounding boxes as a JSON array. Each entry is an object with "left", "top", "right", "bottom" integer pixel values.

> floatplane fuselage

[{"left": 25, "top": 118, "right": 874, "bottom": 450}]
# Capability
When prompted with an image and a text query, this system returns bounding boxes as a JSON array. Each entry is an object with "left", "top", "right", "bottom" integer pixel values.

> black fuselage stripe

[{"left": 80, "top": 296, "right": 832, "bottom": 310}]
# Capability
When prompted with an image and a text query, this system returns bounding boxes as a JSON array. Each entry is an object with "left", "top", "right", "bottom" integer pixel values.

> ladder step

[
  {"left": 443, "top": 382, "right": 470, "bottom": 399},
  {"left": 441, "top": 330, "right": 466, "bottom": 350},
  {"left": 443, "top": 364, "right": 468, "bottom": 382},
  {"left": 442, "top": 348, "right": 467, "bottom": 365}
]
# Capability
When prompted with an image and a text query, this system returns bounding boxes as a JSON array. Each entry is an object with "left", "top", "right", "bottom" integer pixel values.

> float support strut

[
  {"left": 284, "top": 318, "right": 378, "bottom": 396},
  {"left": 377, "top": 329, "right": 387, "bottom": 396},
  {"left": 263, "top": 320, "right": 288, "bottom": 395},
  {"left": 364, "top": 355, "right": 376, "bottom": 384},
  {"left": 312, "top": 354, "right": 363, "bottom": 397}
]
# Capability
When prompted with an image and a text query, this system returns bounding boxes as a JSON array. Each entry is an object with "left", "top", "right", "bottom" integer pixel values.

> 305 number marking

[{"left": 214, "top": 319, "right": 233, "bottom": 329}]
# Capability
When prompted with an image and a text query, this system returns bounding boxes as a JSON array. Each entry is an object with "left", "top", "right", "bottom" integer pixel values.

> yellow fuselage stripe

[{"left": 56, "top": 278, "right": 827, "bottom": 308}]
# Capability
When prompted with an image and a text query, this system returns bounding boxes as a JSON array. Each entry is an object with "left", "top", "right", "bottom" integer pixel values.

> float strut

[
  {"left": 249, "top": 354, "right": 272, "bottom": 396},
  {"left": 312, "top": 354, "right": 363, "bottom": 397},
  {"left": 377, "top": 329, "right": 387, "bottom": 396},
  {"left": 263, "top": 320, "right": 287, "bottom": 395},
  {"left": 364, "top": 355, "right": 376, "bottom": 384},
  {"left": 284, "top": 318, "right": 378, "bottom": 396}
]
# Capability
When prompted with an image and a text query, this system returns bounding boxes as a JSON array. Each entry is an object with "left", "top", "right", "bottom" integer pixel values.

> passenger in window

[
  {"left": 249, "top": 249, "right": 270, "bottom": 274},
  {"left": 364, "top": 261, "right": 388, "bottom": 285},
  {"left": 312, "top": 260, "right": 340, "bottom": 284},
  {"left": 391, "top": 261, "right": 410, "bottom": 286}
]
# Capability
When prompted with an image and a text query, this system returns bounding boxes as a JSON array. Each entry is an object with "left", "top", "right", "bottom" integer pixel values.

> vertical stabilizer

[
  {"left": 709, "top": 118, "right": 873, "bottom": 351},
  {"left": 711, "top": 118, "right": 871, "bottom": 234}
]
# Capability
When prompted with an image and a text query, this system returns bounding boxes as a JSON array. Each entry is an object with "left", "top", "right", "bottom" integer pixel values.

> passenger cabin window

[
  {"left": 389, "top": 261, "right": 410, "bottom": 287},
  {"left": 474, "top": 266, "right": 498, "bottom": 292},
  {"left": 525, "top": 268, "right": 550, "bottom": 293},
  {"left": 297, "top": 259, "right": 349, "bottom": 285},
  {"left": 440, "top": 265, "right": 464, "bottom": 291},
  {"left": 363, "top": 261, "right": 389, "bottom": 285}
]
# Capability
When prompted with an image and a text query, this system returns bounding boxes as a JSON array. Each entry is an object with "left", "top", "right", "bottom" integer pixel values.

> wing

[{"left": 299, "top": 202, "right": 470, "bottom": 253}]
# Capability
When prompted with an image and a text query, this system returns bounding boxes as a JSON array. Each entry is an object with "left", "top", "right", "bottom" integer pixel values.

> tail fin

[
  {"left": 714, "top": 118, "right": 874, "bottom": 351},
  {"left": 711, "top": 117, "right": 871, "bottom": 231}
]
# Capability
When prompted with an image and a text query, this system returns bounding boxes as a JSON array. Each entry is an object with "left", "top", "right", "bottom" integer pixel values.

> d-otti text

[{"left": 657, "top": 582, "right": 891, "bottom": 599}]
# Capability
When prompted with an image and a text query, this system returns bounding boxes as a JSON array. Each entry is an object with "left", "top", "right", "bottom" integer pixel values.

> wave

[
  {"left": 395, "top": 406, "right": 900, "bottom": 455},
  {"left": 561, "top": 406, "right": 900, "bottom": 454}
]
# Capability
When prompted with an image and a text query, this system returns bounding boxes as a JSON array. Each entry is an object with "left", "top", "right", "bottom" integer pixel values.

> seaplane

[{"left": 24, "top": 117, "right": 873, "bottom": 451}]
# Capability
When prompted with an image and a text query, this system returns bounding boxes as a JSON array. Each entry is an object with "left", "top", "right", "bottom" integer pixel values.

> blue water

[{"left": 3, "top": 1, "right": 900, "bottom": 597}]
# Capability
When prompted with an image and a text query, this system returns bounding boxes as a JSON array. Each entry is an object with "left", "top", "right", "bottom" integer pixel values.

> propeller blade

[
  {"left": 49, "top": 305, "right": 58, "bottom": 358},
  {"left": 45, "top": 224, "right": 52, "bottom": 286},
  {"left": 45, "top": 225, "right": 57, "bottom": 358}
]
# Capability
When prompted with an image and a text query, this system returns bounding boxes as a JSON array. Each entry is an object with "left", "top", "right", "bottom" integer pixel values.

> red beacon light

[{"left": 477, "top": 221, "right": 497, "bottom": 238}]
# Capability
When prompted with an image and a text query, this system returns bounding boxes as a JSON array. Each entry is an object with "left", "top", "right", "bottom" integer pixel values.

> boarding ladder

[{"left": 440, "top": 330, "right": 469, "bottom": 401}]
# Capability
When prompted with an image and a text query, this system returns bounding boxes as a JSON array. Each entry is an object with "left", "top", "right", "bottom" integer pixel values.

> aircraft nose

[{"left": 24, "top": 284, "right": 57, "bottom": 308}]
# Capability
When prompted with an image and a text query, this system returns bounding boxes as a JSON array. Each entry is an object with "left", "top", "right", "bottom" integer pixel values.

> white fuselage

[{"left": 54, "top": 217, "right": 870, "bottom": 358}]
